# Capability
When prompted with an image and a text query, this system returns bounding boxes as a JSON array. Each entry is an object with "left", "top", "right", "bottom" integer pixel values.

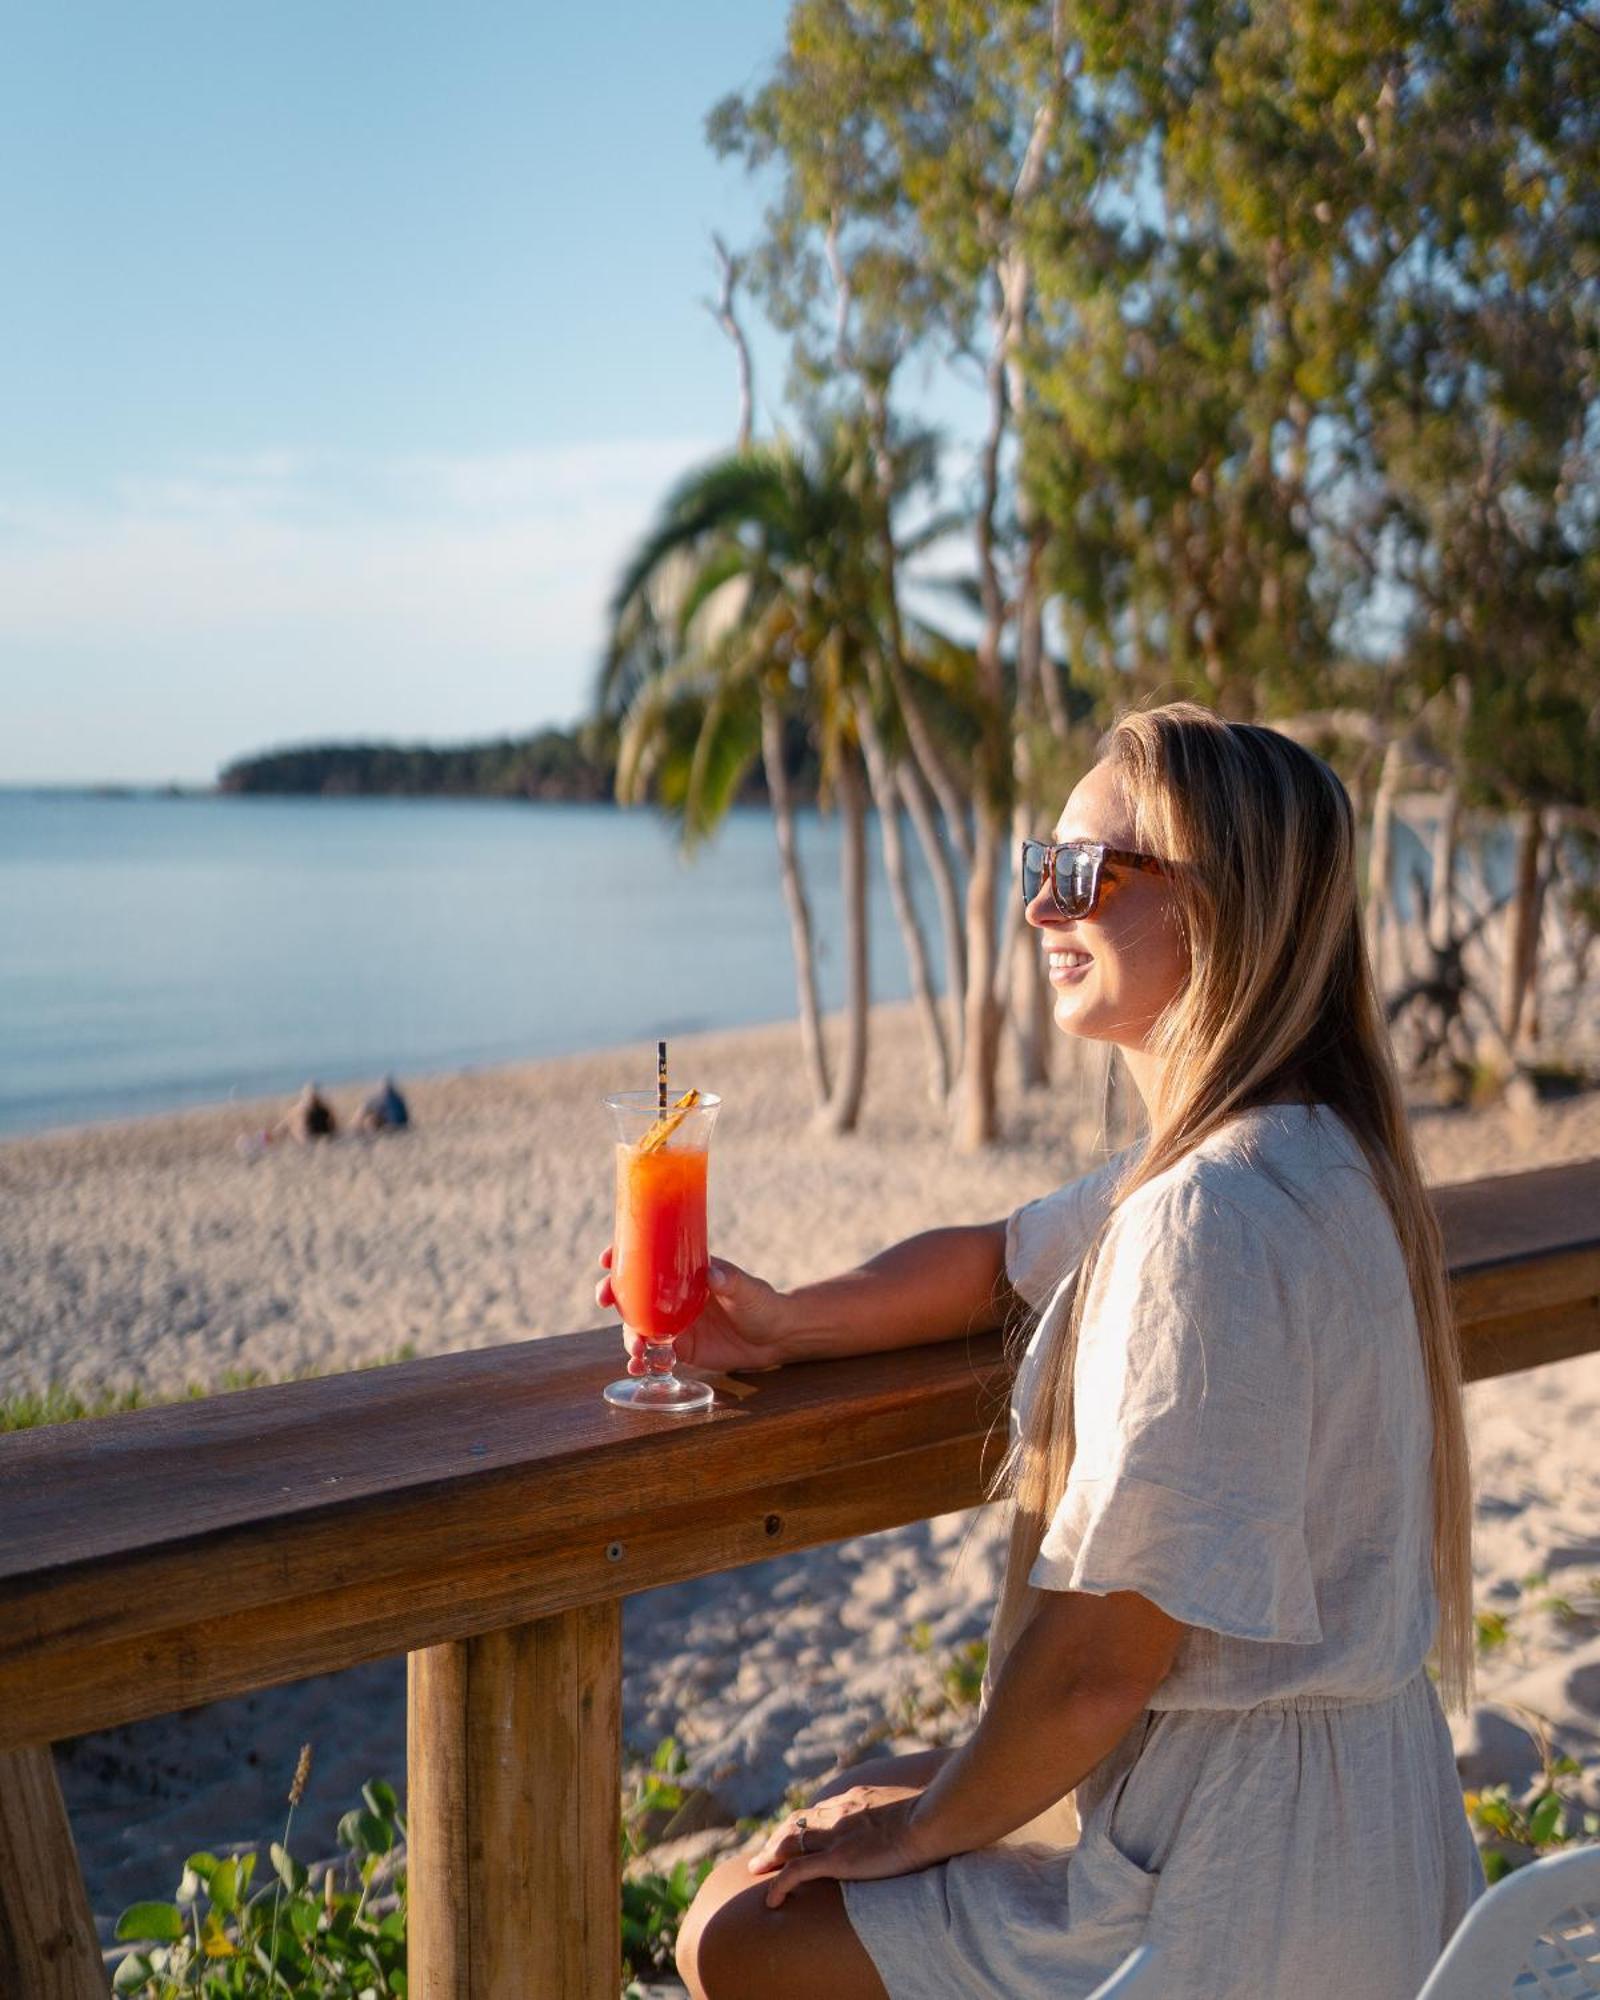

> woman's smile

[{"left": 1043, "top": 943, "right": 1093, "bottom": 986}]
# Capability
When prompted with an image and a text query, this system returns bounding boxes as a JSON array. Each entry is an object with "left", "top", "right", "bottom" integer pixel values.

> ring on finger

[{"left": 793, "top": 1814, "right": 809, "bottom": 1853}]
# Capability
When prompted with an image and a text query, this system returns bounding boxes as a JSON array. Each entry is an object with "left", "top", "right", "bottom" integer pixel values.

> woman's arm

[
  {"left": 778, "top": 1220, "right": 1015, "bottom": 1362},
  {"left": 601, "top": 1219, "right": 1016, "bottom": 1374},
  {"left": 749, "top": 1588, "right": 1185, "bottom": 1904},
  {"left": 906, "top": 1587, "right": 1183, "bottom": 1851}
]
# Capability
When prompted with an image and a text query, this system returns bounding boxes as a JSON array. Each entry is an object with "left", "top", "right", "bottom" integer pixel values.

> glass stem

[{"left": 642, "top": 1339, "right": 677, "bottom": 1378}]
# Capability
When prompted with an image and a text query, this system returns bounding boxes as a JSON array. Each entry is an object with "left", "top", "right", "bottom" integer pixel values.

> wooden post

[
  {"left": 408, "top": 1603, "right": 622, "bottom": 2000},
  {"left": 0, "top": 1746, "right": 105, "bottom": 2000}
]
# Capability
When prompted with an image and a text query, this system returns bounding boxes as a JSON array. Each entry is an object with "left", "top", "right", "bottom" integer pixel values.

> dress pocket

[{"left": 1065, "top": 1823, "right": 1160, "bottom": 1962}]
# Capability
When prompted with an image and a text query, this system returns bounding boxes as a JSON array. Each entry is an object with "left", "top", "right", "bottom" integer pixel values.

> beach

[{"left": 5, "top": 1005, "right": 1599, "bottom": 1949}]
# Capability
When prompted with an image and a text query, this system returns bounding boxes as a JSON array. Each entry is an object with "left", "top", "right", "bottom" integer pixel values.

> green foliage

[
  {"left": 716, "top": 0, "right": 1600, "bottom": 817},
  {"left": 619, "top": 1738, "right": 714, "bottom": 1981},
  {"left": 112, "top": 1783, "right": 405, "bottom": 1998},
  {"left": 621, "top": 1858, "right": 705, "bottom": 1984},
  {"left": 895, "top": 1623, "right": 989, "bottom": 1735},
  {"left": 1474, "top": 1608, "right": 1514, "bottom": 1657},
  {"left": 1465, "top": 1760, "right": 1600, "bottom": 1884},
  {"left": 597, "top": 422, "right": 938, "bottom": 846},
  {"left": 112, "top": 1739, "right": 715, "bottom": 1997},
  {"left": 1464, "top": 1580, "right": 1600, "bottom": 1879},
  {"left": 1473, "top": 1573, "right": 1600, "bottom": 1664},
  {"left": 218, "top": 731, "right": 617, "bottom": 803}
]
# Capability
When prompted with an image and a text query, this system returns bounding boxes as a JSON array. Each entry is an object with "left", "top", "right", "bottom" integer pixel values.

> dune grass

[{"left": 0, "top": 1348, "right": 419, "bottom": 1435}]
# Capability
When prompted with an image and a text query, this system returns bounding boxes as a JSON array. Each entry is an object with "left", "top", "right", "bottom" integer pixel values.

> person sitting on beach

[
  {"left": 598, "top": 701, "right": 1484, "bottom": 2000},
  {"left": 275, "top": 1081, "right": 337, "bottom": 1143},
  {"left": 355, "top": 1075, "right": 409, "bottom": 1134}
]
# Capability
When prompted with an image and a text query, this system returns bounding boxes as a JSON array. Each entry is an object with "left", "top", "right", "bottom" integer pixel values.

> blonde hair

[{"left": 991, "top": 701, "right": 1475, "bottom": 1712}]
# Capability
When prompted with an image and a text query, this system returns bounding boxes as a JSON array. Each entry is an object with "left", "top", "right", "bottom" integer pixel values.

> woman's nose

[{"left": 1024, "top": 881, "right": 1065, "bottom": 930}]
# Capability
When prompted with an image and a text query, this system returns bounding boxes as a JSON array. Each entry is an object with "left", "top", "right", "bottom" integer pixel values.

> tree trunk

[
  {"left": 820, "top": 229, "right": 972, "bottom": 1102},
  {"left": 1525, "top": 810, "right": 1563, "bottom": 1046},
  {"left": 761, "top": 693, "right": 830, "bottom": 1108},
  {"left": 854, "top": 691, "right": 949, "bottom": 1103},
  {"left": 951, "top": 9, "right": 1067, "bottom": 1148},
  {"left": 708, "top": 234, "right": 754, "bottom": 452},
  {"left": 1501, "top": 804, "right": 1546, "bottom": 1053},
  {"left": 1012, "top": 796, "right": 1048, "bottom": 1088},
  {"left": 952, "top": 281, "right": 1014, "bottom": 1154},
  {"left": 863, "top": 390, "right": 974, "bottom": 868},
  {"left": 1028, "top": 526, "right": 1069, "bottom": 739},
  {"left": 955, "top": 808, "right": 1005, "bottom": 1151},
  {"left": 898, "top": 758, "right": 967, "bottom": 1075},
  {"left": 1007, "top": 532, "right": 1049, "bottom": 1089},
  {"left": 821, "top": 749, "right": 871, "bottom": 1134},
  {"left": 1010, "top": 909, "right": 1052, "bottom": 1089},
  {"left": 1427, "top": 783, "right": 1461, "bottom": 954},
  {"left": 1366, "top": 736, "right": 1403, "bottom": 991}
]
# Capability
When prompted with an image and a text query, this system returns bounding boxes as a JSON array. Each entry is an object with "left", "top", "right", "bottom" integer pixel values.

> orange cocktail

[
  {"left": 611, "top": 1142, "right": 709, "bottom": 1339},
  {"left": 602, "top": 1087, "right": 720, "bottom": 1413}
]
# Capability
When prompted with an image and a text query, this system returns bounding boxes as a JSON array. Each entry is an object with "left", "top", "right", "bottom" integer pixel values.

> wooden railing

[{"left": 2, "top": 1158, "right": 1597, "bottom": 1998}]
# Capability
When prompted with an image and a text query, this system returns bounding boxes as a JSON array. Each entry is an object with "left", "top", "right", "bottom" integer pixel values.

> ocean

[{"left": 0, "top": 790, "right": 946, "bottom": 1136}]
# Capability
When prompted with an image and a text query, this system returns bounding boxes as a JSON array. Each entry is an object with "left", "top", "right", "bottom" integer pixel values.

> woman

[{"left": 599, "top": 702, "right": 1485, "bottom": 1999}]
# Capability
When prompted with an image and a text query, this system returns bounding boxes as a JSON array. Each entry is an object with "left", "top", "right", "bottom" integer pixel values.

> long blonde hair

[{"left": 992, "top": 702, "right": 1475, "bottom": 1712}]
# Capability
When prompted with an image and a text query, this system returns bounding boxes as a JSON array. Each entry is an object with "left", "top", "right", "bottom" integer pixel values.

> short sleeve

[
  {"left": 1030, "top": 1173, "right": 1323, "bottom": 1646},
  {"left": 1004, "top": 1149, "right": 1133, "bottom": 1312}
]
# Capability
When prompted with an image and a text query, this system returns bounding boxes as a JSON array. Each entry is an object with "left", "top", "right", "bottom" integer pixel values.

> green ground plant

[
  {"left": 113, "top": 1739, "right": 713, "bottom": 1998},
  {"left": 1462, "top": 1703, "right": 1600, "bottom": 1884},
  {"left": 620, "top": 1737, "right": 715, "bottom": 1983},
  {"left": 1, "top": 1350, "right": 418, "bottom": 1434},
  {"left": 1475, "top": 1572, "right": 1600, "bottom": 1666},
  {"left": 112, "top": 1761, "right": 405, "bottom": 1998},
  {"left": 891, "top": 1622, "right": 988, "bottom": 1737}
]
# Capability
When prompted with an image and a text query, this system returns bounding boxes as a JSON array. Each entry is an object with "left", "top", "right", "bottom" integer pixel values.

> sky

[{"left": 0, "top": 2, "right": 811, "bottom": 784}]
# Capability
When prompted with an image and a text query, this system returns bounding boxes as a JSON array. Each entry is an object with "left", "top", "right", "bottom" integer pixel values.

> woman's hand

[
  {"left": 744, "top": 1784, "right": 948, "bottom": 1908},
  {"left": 595, "top": 1250, "right": 794, "bottom": 1375}
]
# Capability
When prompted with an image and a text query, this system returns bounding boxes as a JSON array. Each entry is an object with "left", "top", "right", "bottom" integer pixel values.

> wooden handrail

[
  {"left": 3, "top": 1156, "right": 1596, "bottom": 1751},
  {"left": 1, "top": 1156, "right": 1596, "bottom": 1997}
]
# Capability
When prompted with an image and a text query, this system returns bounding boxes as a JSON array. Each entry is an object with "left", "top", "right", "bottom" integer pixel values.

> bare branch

[{"left": 704, "top": 234, "right": 755, "bottom": 452}]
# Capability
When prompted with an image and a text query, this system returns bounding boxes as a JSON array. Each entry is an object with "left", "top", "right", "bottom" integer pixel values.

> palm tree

[{"left": 598, "top": 427, "right": 945, "bottom": 1132}]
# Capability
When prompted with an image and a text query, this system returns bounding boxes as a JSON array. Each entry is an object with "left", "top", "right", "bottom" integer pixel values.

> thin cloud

[{"left": 0, "top": 438, "right": 718, "bottom": 780}]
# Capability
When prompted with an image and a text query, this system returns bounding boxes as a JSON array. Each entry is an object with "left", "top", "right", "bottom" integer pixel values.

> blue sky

[{"left": 1, "top": 2, "right": 808, "bottom": 783}]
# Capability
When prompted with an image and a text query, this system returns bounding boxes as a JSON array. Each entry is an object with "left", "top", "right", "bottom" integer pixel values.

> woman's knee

[
  {"left": 675, "top": 1850, "right": 886, "bottom": 2000},
  {"left": 675, "top": 1853, "right": 754, "bottom": 1999}
]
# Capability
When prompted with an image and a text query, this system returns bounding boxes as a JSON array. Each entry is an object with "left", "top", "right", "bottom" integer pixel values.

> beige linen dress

[{"left": 841, "top": 1103, "right": 1484, "bottom": 1999}]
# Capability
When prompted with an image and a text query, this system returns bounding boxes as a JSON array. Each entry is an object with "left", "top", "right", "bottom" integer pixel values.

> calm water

[{"left": 0, "top": 791, "right": 947, "bottom": 1136}]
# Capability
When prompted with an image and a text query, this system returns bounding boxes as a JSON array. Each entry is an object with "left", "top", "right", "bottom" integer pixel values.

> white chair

[
  {"left": 1416, "top": 1845, "right": 1600, "bottom": 1998},
  {"left": 1087, "top": 1943, "right": 1161, "bottom": 1998}
]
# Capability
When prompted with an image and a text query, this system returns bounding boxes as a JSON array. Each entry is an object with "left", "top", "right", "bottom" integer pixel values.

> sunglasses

[{"left": 1020, "top": 838, "right": 1169, "bottom": 919}]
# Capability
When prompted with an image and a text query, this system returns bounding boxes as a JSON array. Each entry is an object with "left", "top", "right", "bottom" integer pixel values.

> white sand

[{"left": 5, "top": 1007, "right": 1597, "bottom": 1946}]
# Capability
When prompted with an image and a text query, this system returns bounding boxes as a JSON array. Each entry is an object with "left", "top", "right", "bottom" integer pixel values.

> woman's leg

[{"left": 676, "top": 1748, "right": 952, "bottom": 2000}]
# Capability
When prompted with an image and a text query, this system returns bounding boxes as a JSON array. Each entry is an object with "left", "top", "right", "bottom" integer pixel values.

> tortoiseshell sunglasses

[{"left": 1019, "top": 838, "right": 1169, "bottom": 919}]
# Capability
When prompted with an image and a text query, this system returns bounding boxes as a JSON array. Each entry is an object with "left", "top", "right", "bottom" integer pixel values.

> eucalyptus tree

[
  {"left": 1355, "top": 0, "right": 1600, "bottom": 1062},
  {"left": 1019, "top": 0, "right": 1600, "bottom": 1074},
  {"left": 709, "top": 0, "right": 1600, "bottom": 1118},
  {"left": 714, "top": 0, "right": 1096, "bottom": 1147}
]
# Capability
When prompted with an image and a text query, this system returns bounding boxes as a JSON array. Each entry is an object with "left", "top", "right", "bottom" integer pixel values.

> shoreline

[{"left": 0, "top": 1010, "right": 780, "bottom": 1151}]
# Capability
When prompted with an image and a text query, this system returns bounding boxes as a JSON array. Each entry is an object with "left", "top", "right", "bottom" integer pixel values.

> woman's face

[{"left": 1026, "top": 758, "right": 1189, "bottom": 1053}]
